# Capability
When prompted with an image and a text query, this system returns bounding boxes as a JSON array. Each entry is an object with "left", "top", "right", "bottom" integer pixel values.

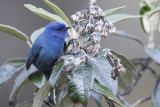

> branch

[
  {"left": 146, "top": 66, "right": 157, "bottom": 74},
  {"left": 117, "top": 93, "right": 151, "bottom": 107},
  {"left": 117, "top": 71, "right": 160, "bottom": 107},
  {"left": 120, "top": 57, "right": 150, "bottom": 95},
  {"left": 117, "top": 93, "right": 131, "bottom": 107},
  {"left": 130, "top": 96, "right": 151, "bottom": 107}
]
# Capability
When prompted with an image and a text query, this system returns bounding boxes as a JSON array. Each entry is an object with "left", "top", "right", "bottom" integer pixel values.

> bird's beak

[{"left": 65, "top": 27, "right": 71, "bottom": 30}]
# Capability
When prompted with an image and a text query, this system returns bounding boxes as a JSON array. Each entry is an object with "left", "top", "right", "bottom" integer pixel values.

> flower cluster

[
  {"left": 64, "top": 49, "right": 96, "bottom": 72},
  {"left": 71, "top": 0, "right": 115, "bottom": 55},
  {"left": 66, "top": 0, "right": 125, "bottom": 80},
  {"left": 106, "top": 52, "right": 126, "bottom": 80},
  {"left": 64, "top": 50, "right": 88, "bottom": 71}
]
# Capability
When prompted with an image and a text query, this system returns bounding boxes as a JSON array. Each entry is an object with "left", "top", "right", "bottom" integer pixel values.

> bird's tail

[{"left": 43, "top": 69, "right": 52, "bottom": 81}]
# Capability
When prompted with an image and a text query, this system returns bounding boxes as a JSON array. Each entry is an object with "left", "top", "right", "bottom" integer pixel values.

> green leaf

[
  {"left": 118, "top": 72, "right": 134, "bottom": 93},
  {"left": 93, "top": 82, "right": 124, "bottom": 107},
  {"left": 114, "top": 30, "right": 144, "bottom": 46},
  {"left": 30, "top": 27, "right": 45, "bottom": 44},
  {"left": 32, "top": 81, "right": 50, "bottom": 107},
  {"left": 152, "top": 79, "right": 160, "bottom": 107},
  {"left": 145, "top": 46, "right": 160, "bottom": 64},
  {"left": 68, "top": 61, "right": 95, "bottom": 106},
  {"left": 0, "top": 24, "right": 29, "bottom": 42},
  {"left": 118, "top": 77, "right": 128, "bottom": 92},
  {"left": 16, "top": 100, "right": 33, "bottom": 107},
  {"left": 92, "top": 57, "right": 118, "bottom": 95},
  {"left": 111, "top": 51, "right": 137, "bottom": 76},
  {"left": 43, "top": 0, "right": 72, "bottom": 27},
  {"left": 104, "top": 6, "right": 126, "bottom": 16},
  {"left": 5, "top": 58, "right": 26, "bottom": 63},
  {"left": 107, "top": 14, "right": 142, "bottom": 23},
  {"left": 24, "top": 4, "right": 67, "bottom": 25},
  {"left": 9, "top": 79, "right": 30, "bottom": 106},
  {"left": 140, "top": 1, "right": 152, "bottom": 15},
  {"left": 56, "top": 86, "right": 68, "bottom": 107},
  {"left": 91, "top": 91, "right": 102, "bottom": 107},
  {"left": 9, "top": 65, "right": 37, "bottom": 105},
  {"left": 29, "top": 72, "right": 45, "bottom": 88},
  {"left": 49, "top": 60, "right": 64, "bottom": 88},
  {"left": 118, "top": 57, "right": 153, "bottom": 92},
  {"left": 0, "top": 58, "right": 25, "bottom": 87}
]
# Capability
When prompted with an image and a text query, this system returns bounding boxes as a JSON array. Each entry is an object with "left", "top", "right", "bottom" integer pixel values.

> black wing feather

[{"left": 26, "top": 46, "right": 43, "bottom": 70}]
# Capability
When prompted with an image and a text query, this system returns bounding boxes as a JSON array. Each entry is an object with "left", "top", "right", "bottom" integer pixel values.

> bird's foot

[{"left": 44, "top": 87, "right": 55, "bottom": 107}]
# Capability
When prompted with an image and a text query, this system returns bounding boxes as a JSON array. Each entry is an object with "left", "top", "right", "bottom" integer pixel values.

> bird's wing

[{"left": 26, "top": 44, "right": 43, "bottom": 70}]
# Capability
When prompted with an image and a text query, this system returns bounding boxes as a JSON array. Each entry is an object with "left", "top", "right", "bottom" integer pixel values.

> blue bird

[{"left": 26, "top": 22, "right": 70, "bottom": 80}]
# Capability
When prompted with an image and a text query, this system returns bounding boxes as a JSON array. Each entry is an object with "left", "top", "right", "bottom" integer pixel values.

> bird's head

[{"left": 44, "top": 22, "right": 70, "bottom": 39}]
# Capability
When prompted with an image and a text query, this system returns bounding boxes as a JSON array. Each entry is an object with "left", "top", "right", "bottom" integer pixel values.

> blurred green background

[{"left": 0, "top": 0, "right": 159, "bottom": 107}]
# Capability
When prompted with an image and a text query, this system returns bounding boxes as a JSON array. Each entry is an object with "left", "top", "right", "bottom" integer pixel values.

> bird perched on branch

[{"left": 26, "top": 22, "right": 70, "bottom": 80}]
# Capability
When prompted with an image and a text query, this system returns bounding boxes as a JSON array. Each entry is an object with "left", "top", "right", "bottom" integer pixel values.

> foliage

[{"left": 0, "top": 0, "right": 160, "bottom": 107}]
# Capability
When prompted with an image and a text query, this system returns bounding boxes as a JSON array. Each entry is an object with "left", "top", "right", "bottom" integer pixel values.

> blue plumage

[{"left": 26, "top": 22, "right": 70, "bottom": 80}]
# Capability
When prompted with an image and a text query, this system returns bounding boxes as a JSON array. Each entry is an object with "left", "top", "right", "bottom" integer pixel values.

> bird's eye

[{"left": 57, "top": 28, "right": 62, "bottom": 31}]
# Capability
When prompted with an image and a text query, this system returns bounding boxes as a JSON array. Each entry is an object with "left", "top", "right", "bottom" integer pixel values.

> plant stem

[
  {"left": 117, "top": 93, "right": 131, "bottom": 107},
  {"left": 120, "top": 57, "right": 150, "bottom": 95},
  {"left": 130, "top": 96, "right": 151, "bottom": 107}
]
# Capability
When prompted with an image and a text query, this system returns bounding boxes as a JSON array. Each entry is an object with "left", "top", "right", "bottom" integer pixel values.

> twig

[
  {"left": 146, "top": 66, "right": 157, "bottom": 74},
  {"left": 120, "top": 57, "right": 150, "bottom": 96},
  {"left": 130, "top": 96, "right": 151, "bottom": 107},
  {"left": 117, "top": 94, "right": 151, "bottom": 107},
  {"left": 118, "top": 68, "right": 159, "bottom": 107},
  {"left": 131, "top": 58, "right": 157, "bottom": 76},
  {"left": 117, "top": 93, "right": 131, "bottom": 107}
]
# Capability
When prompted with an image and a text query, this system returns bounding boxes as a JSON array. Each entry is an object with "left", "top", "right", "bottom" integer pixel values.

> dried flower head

[
  {"left": 71, "top": 0, "right": 115, "bottom": 55},
  {"left": 106, "top": 52, "right": 126, "bottom": 80},
  {"left": 64, "top": 50, "right": 88, "bottom": 71}
]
